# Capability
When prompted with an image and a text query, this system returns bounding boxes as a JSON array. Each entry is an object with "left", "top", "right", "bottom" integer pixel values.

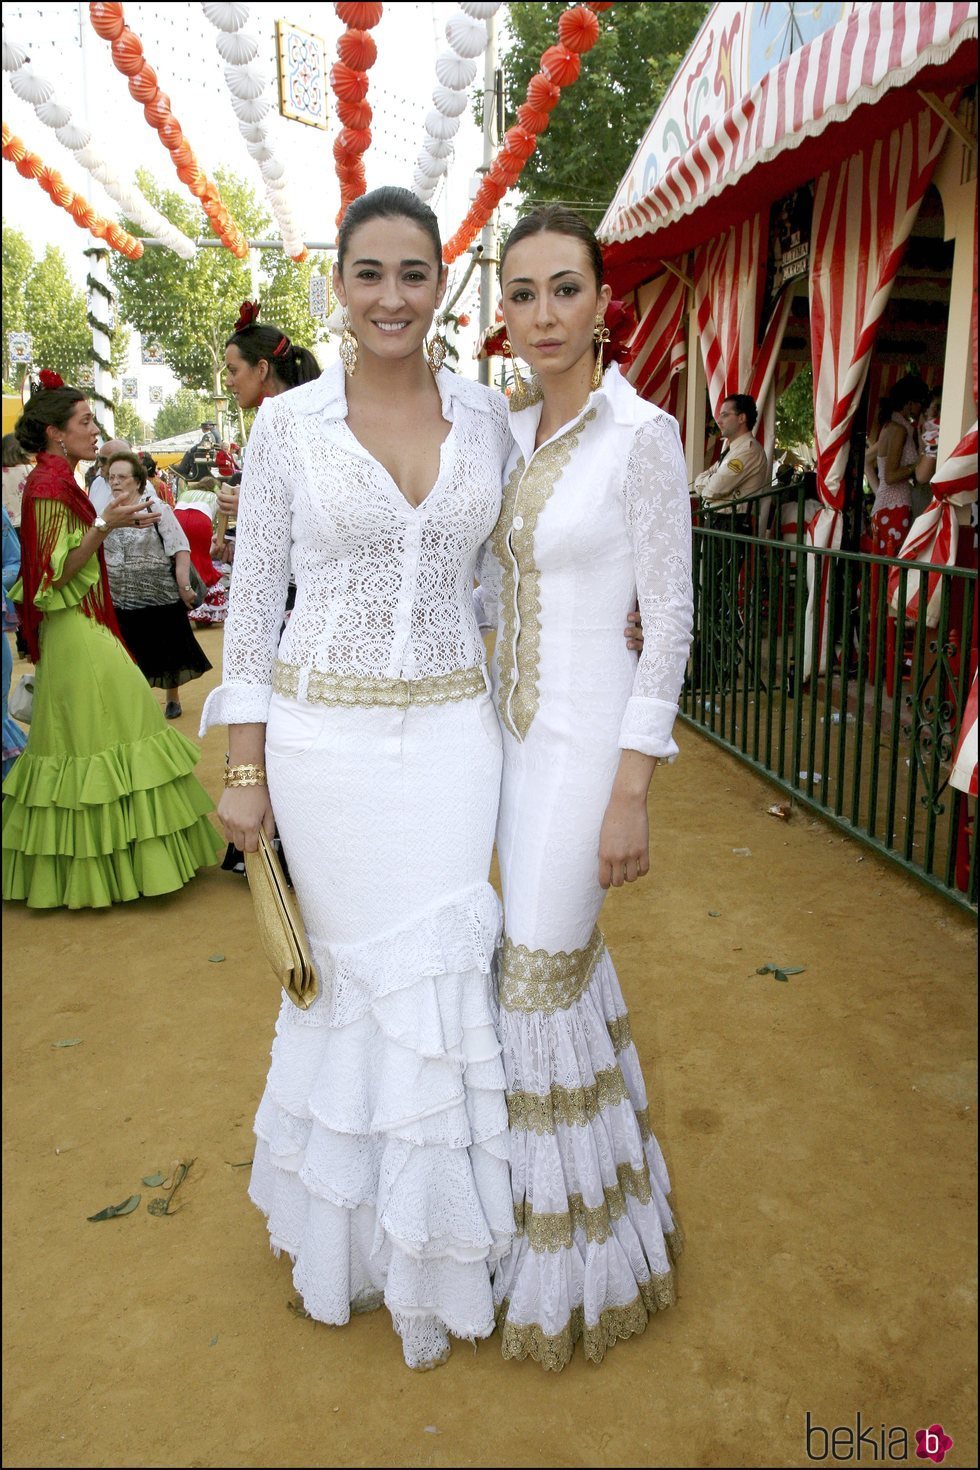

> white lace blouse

[{"left": 201, "top": 360, "right": 509, "bottom": 731}]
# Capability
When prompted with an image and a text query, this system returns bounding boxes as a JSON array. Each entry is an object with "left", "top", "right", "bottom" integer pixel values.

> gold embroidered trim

[
  {"left": 272, "top": 661, "right": 486, "bottom": 710},
  {"left": 497, "top": 1257, "right": 680, "bottom": 1372},
  {"left": 507, "top": 1065, "right": 630, "bottom": 1134},
  {"left": 635, "top": 1105, "right": 652, "bottom": 1142},
  {"left": 607, "top": 1014, "right": 633, "bottom": 1053},
  {"left": 500, "top": 927, "right": 605, "bottom": 1014},
  {"left": 513, "top": 1160, "right": 654, "bottom": 1250},
  {"left": 490, "top": 408, "right": 597, "bottom": 740}
]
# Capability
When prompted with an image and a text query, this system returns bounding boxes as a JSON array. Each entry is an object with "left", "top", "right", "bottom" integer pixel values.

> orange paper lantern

[
  {"left": 128, "top": 63, "right": 158, "bottom": 103},
  {"left": 557, "top": 5, "right": 600, "bottom": 53},
  {"left": 176, "top": 162, "right": 200, "bottom": 187},
  {"left": 330, "top": 63, "right": 370, "bottom": 103},
  {"left": 540, "top": 45, "right": 580, "bottom": 87},
  {"left": 157, "top": 116, "right": 183, "bottom": 150},
  {"left": 89, "top": 2, "right": 125, "bottom": 40},
  {"left": 169, "top": 140, "right": 195, "bottom": 169},
  {"left": 111, "top": 28, "right": 144, "bottom": 76},
  {"left": 53, "top": 182, "right": 74, "bottom": 209},
  {"left": 527, "top": 72, "right": 561, "bottom": 111},
  {"left": 338, "top": 29, "right": 377, "bottom": 71},
  {"left": 338, "top": 98, "right": 372, "bottom": 129},
  {"left": 516, "top": 103, "right": 550, "bottom": 134},
  {"left": 4, "top": 136, "right": 27, "bottom": 164},
  {"left": 15, "top": 155, "right": 38, "bottom": 179},
  {"left": 335, "top": 2, "right": 383, "bottom": 27},
  {"left": 143, "top": 92, "right": 171, "bottom": 128}
]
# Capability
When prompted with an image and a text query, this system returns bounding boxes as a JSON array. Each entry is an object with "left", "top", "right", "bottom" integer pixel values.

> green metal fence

[{"left": 681, "top": 489, "right": 978, "bottom": 911}]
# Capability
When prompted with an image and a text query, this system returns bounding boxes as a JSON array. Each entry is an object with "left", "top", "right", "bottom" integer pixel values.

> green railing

[{"left": 681, "top": 489, "right": 978, "bottom": 911}]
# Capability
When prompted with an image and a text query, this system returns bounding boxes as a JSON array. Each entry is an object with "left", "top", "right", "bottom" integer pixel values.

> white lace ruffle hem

[{"left": 248, "top": 881, "right": 514, "bottom": 1341}]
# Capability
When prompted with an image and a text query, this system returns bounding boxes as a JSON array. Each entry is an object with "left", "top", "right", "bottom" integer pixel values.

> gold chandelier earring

[
  {"left": 426, "top": 321, "right": 448, "bottom": 376},
  {"left": 591, "top": 311, "right": 611, "bottom": 391},
  {"left": 503, "top": 337, "right": 533, "bottom": 410},
  {"left": 339, "top": 308, "right": 358, "bottom": 378}
]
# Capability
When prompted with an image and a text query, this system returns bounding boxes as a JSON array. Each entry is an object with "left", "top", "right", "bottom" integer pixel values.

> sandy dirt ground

[{"left": 2, "top": 634, "right": 976, "bottom": 1469}]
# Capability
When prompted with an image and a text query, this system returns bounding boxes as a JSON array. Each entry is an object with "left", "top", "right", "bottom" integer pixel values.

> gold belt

[{"left": 272, "top": 660, "right": 487, "bottom": 710}]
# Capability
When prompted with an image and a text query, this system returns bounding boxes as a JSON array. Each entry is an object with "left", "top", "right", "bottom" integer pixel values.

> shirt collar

[
  {"left": 288, "top": 357, "right": 499, "bottom": 421},
  {"left": 507, "top": 362, "right": 648, "bottom": 460}
]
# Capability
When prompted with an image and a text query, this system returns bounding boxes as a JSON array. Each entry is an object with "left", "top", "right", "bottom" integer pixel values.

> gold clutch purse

[{"left": 244, "top": 830, "right": 319, "bottom": 1010}]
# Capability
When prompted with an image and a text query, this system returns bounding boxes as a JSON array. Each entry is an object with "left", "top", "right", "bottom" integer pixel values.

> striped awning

[{"left": 600, "top": 3, "right": 978, "bottom": 273}]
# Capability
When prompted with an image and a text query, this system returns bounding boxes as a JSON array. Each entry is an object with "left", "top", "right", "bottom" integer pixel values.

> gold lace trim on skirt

[
  {"left": 499, "top": 927, "right": 605, "bottom": 1014},
  {"left": 513, "top": 1160, "right": 654, "bottom": 1250},
  {"left": 506, "top": 1064, "right": 630, "bottom": 1134},
  {"left": 272, "top": 660, "right": 487, "bottom": 710}
]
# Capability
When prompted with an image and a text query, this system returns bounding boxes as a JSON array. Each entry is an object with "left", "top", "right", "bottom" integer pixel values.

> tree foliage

[
  {"left": 23, "top": 245, "right": 93, "bottom": 386},
  {"left": 775, "top": 364, "right": 815, "bottom": 456},
  {"left": 112, "top": 398, "right": 151, "bottom": 445},
  {"left": 2, "top": 225, "right": 33, "bottom": 388},
  {"left": 497, "top": 2, "right": 710, "bottom": 218},
  {"left": 152, "top": 387, "right": 210, "bottom": 442},
  {"left": 109, "top": 168, "right": 329, "bottom": 396}
]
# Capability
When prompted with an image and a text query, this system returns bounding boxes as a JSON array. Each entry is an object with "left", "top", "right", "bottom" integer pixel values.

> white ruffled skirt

[
  {"left": 492, "top": 725, "right": 682, "bottom": 1370},
  {"left": 251, "top": 690, "right": 512, "bottom": 1359}
]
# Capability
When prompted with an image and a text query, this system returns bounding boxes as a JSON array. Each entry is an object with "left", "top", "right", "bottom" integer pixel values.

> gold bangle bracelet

[{"left": 224, "top": 763, "right": 268, "bottom": 788}]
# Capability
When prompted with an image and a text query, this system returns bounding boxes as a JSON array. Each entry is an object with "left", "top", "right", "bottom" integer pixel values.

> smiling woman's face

[
  {"left": 332, "top": 215, "right": 447, "bottom": 368},
  {"left": 500, "top": 231, "right": 610, "bottom": 380}
]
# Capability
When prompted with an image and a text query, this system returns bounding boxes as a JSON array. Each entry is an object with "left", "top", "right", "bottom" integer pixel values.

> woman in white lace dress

[
  {"left": 482, "top": 207, "right": 693, "bottom": 1369},
  {"left": 202, "top": 189, "right": 513, "bottom": 1371}
]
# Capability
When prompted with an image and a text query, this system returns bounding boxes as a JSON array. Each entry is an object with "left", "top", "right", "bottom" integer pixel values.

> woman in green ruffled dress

[{"left": 1, "top": 375, "right": 223, "bottom": 909}]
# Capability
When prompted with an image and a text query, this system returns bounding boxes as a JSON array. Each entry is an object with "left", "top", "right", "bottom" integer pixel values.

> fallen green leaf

[
  {"left": 52, "top": 1038, "right": 82, "bottom": 1048},
  {"left": 779, "top": 966, "right": 806, "bottom": 976},
  {"left": 141, "top": 1171, "right": 166, "bottom": 1187},
  {"left": 88, "top": 1194, "right": 141, "bottom": 1222},
  {"left": 708, "top": 910, "right": 721, "bottom": 918},
  {"left": 773, "top": 970, "right": 790, "bottom": 982},
  {"left": 208, "top": 954, "right": 226, "bottom": 963},
  {"left": 226, "top": 1159, "right": 253, "bottom": 1169},
  {"left": 148, "top": 1198, "right": 171, "bottom": 1216}
]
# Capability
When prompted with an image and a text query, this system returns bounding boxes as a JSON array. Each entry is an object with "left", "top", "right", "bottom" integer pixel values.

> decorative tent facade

[{"left": 599, "top": 2, "right": 977, "bottom": 791}]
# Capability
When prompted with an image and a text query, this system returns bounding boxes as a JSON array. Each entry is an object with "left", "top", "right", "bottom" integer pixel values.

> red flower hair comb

[
  {"left": 234, "top": 301, "right": 261, "bottom": 333},
  {"left": 38, "top": 369, "right": 66, "bottom": 390}
]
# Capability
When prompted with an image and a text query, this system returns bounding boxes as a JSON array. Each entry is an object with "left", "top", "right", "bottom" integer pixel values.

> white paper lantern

[
  {"left": 73, "top": 145, "right": 100, "bottom": 169},
  {"left": 9, "top": 67, "right": 55, "bottom": 105},
  {"left": 414, "top": 151, "right": 444, "bottom": 180},
  {"left": 2, "top": 37, "right": 30, "bottom": 72},
  {"left": 224, "top": 63, "right": 267, "bottom": 100},
  {"left": 265, "top": 174, "right": 287, "bottom": 192},
  {"left": 459, "top": 2, "right": 502, "bottom": 17},
  {"left": 201, "top": 3, "right": 250, "bottom": 32},
  {"left": 230, "top": 94, "right": 271, "bottom": 123},
  {"left": 246, "top": 140, "right": 273, "bottom": 162},
  {"left": 432, "top": 84, "right": 468, "bottom": 118},
  {"left": 413, "top": 166, "right": 437, "bottom": 193},
  {"left": 425, "top": 137, "right": 454, "bottom": 160},
  {"left": 238, "top": 121, "right": 266, "bottom": 143},
  {"left": 424, "top": 109, "right": 461, "bottom": 141},
  {"left": 444, "top": 13, "right": 488, "bottom": 60},
  {"left": 435, "top": 51, "right": 477, "bottom": 91},
  {"left": 55, "top": 122, "right": 91, "bottom": 150},
  {"left": 34, "top": 99, "right": 71, "bottom": 128},
  {"left": 259, "top": 157, "right": 285, "bottom": 182},
  {"left": 216, "top": 30, "right": 259, "bottom": 65}
]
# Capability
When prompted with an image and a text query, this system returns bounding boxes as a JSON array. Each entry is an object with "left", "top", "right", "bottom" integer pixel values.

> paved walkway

[{"left": 3, "top": 637, "right": 976, "bottom": 1468}]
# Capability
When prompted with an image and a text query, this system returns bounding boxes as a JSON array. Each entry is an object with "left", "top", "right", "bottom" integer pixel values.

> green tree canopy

[
  {"left": 109, "top": 168, "right": 329, "bottom": 397},
  {"left": 2, "top": 225, "right": 33, "bottom": 388},
  {"left": 112, "top": 398, "right": 151, "bottom": 445},
  {"left": 23, "top": 245, "right": 93, "bottom": 386},
  {"left": 497, "top": 2, "right": 709, "bottom": 219},
  {"left": 152, "top": 387, "right": 210, "bottom": 442}
]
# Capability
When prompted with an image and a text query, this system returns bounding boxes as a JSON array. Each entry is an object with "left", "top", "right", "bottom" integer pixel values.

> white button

[{"left": 512, "top": 515, "right": 524, "bottom": 530}]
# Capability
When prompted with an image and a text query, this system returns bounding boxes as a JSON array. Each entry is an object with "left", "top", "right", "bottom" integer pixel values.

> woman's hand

[
  {"left": 103, "top": 494, "right": 161, "bottom": 530},
  {"left": 598, "top": 791, "right": 650, "bottom": 889},
  {"left": 217, "top": 784, "right": 275, "bottom": 853},
  {"left": 177, "top": 582, "right": 198, "bottom": 609},
  {"left": 216, "top": 485, "right": 239, "bottom": 518},
  {"left": 625, "top": 608, "right": 644, "bottom": 652}
]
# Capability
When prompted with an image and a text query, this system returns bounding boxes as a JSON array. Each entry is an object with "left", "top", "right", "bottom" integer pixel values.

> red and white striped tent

[{"left": 599, "top": 0, "right": 977, "bottom": 749}]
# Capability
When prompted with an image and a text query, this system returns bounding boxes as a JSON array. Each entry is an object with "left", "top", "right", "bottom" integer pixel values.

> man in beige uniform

[{"left": 695, "top": 394, "right": 769, "bottom": 515}]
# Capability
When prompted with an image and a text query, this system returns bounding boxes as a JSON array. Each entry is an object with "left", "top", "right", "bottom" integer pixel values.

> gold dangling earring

[
  {"left": 339, "top": 307, "right": 358, "bottom": 378},
  {"left": 426, "top": 322, "right": 448, "bottom": 376},
  {"left": 503, "top": 337, "right": 530, "bottom": 410},
  {"left": 591, "top": 311, "right": 611, "bottom": 391}
]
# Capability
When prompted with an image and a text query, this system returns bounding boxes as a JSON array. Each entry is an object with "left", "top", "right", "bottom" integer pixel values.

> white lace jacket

[
  {"left": 201, "top": 361, "right": 509, "bottom": 731},
  {"left": 480, "top": 364, "right": 693, "bottom": 759}
]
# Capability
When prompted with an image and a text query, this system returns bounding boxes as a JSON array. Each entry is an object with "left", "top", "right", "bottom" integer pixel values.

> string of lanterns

[
  {"left": 411, "top": 3, "right": 501, "bottom": 209},
  {"left": 88, "top": 1, "right": 248, "bottom": 257},
  {"left": 329, "top": 1, "right": 383, "bottom": 229},
  {"left": 1, "top": 120, "right": 142, "bottom": 257},
  {"left": 1, "top": 23, "right": 197, "bottom": 260},
  {"left": 201, "top": 2, "right": 308, "bottom": 262},
  {"left": 443, "top": 1, "right": 611, "bottom": 263}
]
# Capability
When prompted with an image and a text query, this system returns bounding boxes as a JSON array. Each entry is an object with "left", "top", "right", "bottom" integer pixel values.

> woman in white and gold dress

[
  {"left": 484, "top": 207, "right": 693, "bottom": 1370},
  {"left": 202, "top": 190, "right": 513, "bottom": 1372}
]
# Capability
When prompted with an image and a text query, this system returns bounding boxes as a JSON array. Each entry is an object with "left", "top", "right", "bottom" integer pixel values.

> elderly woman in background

[{"left": 103, "top": 451, "right": 211, "bottom": 720}]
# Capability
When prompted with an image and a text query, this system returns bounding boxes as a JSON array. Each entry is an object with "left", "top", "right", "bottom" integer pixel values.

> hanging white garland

[
  {"left": 200, "top": 2, "right": 306, "bottom": 261},
  {"left": 1, "top": 26, "right": 197, "bottom": 259},
  {"left": 410, "top": 4, "right": 502, "bottom": 205}
]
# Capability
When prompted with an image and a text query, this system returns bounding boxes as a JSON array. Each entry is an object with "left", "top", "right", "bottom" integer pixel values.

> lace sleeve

[
  {"left": 619, "top": 414, "right": 693, "bottom": 761},
  {"left": 199, "top": 399, "right": 292, "bottom": 733}
]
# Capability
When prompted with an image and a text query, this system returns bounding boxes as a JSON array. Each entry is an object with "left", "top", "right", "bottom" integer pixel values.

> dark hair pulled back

[
  {"left": 886, "top": 373, "right": 930, "bottom": 414},
  {"left": 336, "top": 186, "right": 442, "bottom": 272},
  {"left": 225, "top": 323, "right": 321, "bottom": 391},
  {"left": 499, "top": 204, "right": 604, "bottom": 289},
  {"left": 14, "top": 386, "right": 87, "bottom": 456}
]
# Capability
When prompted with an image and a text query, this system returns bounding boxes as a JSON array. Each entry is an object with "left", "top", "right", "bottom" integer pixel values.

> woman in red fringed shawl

[{"left": 1, "top": 376, "right": 222, "bottom": 909}]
